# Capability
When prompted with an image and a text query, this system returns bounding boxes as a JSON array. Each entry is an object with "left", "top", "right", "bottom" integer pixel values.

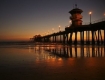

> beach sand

[{"left": 0, "top": 44, "right": 105, "bottom": 80}]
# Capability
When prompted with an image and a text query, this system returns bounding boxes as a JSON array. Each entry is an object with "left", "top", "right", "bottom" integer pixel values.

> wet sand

[{"left": 0, "top": 44, "right": 105, "bottom": 80}]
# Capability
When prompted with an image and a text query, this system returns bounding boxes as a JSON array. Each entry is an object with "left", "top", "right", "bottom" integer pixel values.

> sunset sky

[{"left": 0, "top": 0, "right": 105, "bottom": 41}]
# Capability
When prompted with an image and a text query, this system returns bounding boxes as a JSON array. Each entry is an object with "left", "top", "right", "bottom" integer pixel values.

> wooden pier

[{"left": 32, "top": 5, "right": 105, "bottom": 45}]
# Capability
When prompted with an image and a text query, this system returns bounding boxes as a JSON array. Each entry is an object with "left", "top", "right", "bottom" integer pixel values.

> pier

[{"left": 32, "top": 5, "right": 105, "bottom": 45}]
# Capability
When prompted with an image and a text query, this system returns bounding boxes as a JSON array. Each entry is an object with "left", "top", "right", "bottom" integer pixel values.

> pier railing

[{"left": 83, "top": 18, "right": 105, "bottom": 25}]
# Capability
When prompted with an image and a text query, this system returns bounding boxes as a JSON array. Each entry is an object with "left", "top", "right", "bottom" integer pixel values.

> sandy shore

[
  {"left": 1, "top": 58, "right": 105, "bottom": 80},
  {"left": 0, "top": 44, "right": 105, "bottom": 80}
]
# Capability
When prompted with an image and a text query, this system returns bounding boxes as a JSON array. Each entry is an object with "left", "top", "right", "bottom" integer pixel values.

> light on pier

[
  {"left": 59, "top": 25, "right": 61, "bottom": 32},
  {"left": 69, "top": 20, "right": 72, "bottom": 27},
  {"left": 89, "top": 11, "right": 92, "bottom": 24},
  {"left": 89, "top": 12, "right": 92, "bottom": 15}
]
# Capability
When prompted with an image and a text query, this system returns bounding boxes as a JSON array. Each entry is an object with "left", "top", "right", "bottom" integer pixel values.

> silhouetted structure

[
  {"left": 32, "top": 35, "right": 42, "bottom": 42},
  {"left": 32, "top": 5, "right": 105, "bottom": 45},
  {"left": 69, "top": 4, "right": 83, "bottom": 26}
]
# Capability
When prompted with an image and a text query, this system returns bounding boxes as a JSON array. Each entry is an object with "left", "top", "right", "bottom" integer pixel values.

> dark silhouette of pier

[
  {"left": 31, "top": 5, "right": 105, "bottom": 45},
  {"left": 32, "top": 19, "right": 105, "bottom": 45}
]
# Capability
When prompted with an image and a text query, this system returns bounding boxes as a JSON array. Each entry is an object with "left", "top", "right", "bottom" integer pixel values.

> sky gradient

[{"left": 0, "top": 0, "right": 105, "bottom": 41}]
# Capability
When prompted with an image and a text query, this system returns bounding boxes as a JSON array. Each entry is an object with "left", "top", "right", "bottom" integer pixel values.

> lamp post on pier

[
  {"left": 59, "top": 25, "right": 61, "bottom": 32},
  {"left": 89, "top": 11, "right": 92, "bottom": 24},
  {"left": 69, "top": 20, "right": 71, "bottom": 26}
]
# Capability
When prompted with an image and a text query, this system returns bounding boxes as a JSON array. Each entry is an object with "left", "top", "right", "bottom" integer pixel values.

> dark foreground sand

[{"left": 1, "top": 58, "right": 105, "bottom": 80}]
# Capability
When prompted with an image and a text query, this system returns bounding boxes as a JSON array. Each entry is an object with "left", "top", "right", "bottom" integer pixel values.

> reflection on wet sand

[
  {"left": 33, "top": 45, "right": 105, "bottom": 58},
  {"left": 1, "top": 44, "right": 105, "bottom": 80}
]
